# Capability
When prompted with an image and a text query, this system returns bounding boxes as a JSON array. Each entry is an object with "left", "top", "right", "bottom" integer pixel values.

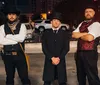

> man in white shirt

[
  {"left": 0, "top": 6, "right": 31, "bottom": 85},
  {"left": 72, "top": 5, "right": 100, "bottom": 85}
]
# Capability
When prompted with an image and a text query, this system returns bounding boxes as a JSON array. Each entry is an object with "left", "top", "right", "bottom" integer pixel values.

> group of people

[{"left": 0, "top": 5, "right": 100, "bottom": 85}]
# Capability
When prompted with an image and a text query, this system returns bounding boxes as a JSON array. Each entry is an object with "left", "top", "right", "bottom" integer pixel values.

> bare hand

[{"left": 51, "top": 57, "right": 60, "bottom": 65}]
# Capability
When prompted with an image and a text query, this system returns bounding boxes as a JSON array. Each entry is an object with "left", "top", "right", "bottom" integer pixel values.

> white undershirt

[{"left": 0, "top": 24, "right": 27, "bottom": 45}]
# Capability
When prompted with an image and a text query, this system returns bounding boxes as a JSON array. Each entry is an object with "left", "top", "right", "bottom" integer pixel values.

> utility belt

[
  {"left": 2, "top": 51, "right": 18, "bottom": 56},
  {"left": 1, "top": 44, "right": 24, "bottom": 56}
]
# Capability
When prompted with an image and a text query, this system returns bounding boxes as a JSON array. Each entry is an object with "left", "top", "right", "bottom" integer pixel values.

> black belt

[{"left": 77, "top": 50, "right": 97, "bottom": 52}]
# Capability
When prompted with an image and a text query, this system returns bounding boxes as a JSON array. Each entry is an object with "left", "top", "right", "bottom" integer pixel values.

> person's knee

[
  {"left": 6, "top": 78, "right": 14, "bottom": 85},
  {"left": 6, "top": 76, "right": 14, "bottom": 83}
]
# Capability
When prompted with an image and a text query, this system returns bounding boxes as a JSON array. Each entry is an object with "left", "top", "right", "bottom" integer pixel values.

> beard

[
  {"left": 85, "top": 14, "right": 94, "bottom": 20},
  {"left": 7, "top": 18, "right": 19, "bottom": 24},
  {"left": 86, "top": 18, "right": 93, "bottom": 20},
  {"left": 85, "top": 16, "right": 93, "bottom": 20}
]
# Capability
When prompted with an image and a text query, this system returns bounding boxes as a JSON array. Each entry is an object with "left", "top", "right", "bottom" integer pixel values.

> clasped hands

[{"left": 51, "top": 57, "right": 60, "bottom": 65}]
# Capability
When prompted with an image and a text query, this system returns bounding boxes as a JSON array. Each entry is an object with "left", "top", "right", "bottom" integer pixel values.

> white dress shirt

[
  {"left": 73, "top": 22, "right": 100, "bottom": 39},
  {"left": 0, "top": 24, "right": 27, "bottom": 45}
]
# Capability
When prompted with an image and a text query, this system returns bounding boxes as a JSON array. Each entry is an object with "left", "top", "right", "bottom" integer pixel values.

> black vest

[{"left": 3, "top": 22, "right": 25, "bottom": 52}]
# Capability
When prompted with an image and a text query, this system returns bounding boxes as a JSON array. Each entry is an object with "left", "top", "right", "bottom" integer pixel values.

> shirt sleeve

[
  {"left": 73, "top": 23, "right": 82, "bottom": 32},
  {"left": 6, "top": 24, "right": 27, "bottom": 42},
  {"left": 88, "top": 22, "right": 100, "bottom": 39},
  {"left": 0, "top": 25, "right": 18, "bottom": 45}
]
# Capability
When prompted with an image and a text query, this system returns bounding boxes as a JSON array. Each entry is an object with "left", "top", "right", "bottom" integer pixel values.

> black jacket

[{"left": 42, "top": 28, "right": 70, "bottom": 83}]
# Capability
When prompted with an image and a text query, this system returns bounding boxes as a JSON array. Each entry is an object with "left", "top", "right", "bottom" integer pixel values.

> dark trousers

[
  {"left": 2, "top": 53, "right": 31, "bottom": 85},
  {"left": 75, "top": 51, "right": 100, "bottom": 85},
  {"left": 44, "top": 66, "right": 66, "bottom": 85}
]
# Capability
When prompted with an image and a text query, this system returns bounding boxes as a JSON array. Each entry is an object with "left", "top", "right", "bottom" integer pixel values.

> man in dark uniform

[
  {"left": 42, "top": 12, "right": 70, "bottom": 85},
  {"left": 0, "top": 6, "right": 31, "bottom": 85},
  {"left": 72, "top": 5, "right": 100, "bottom": 85}
]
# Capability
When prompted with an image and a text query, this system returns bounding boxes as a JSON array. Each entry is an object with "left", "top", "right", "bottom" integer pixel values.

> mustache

[
  {"left": 86, "top": 14, "right": 91, "bottom": 16},
  {"left": 9, "top": 18, "right": 14, "bottom": 19}
]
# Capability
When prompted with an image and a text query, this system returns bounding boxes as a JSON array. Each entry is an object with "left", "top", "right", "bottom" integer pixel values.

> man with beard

[
  {"left": 0, "top": 6, "right": 31, "bottom": 85},
  {"left": 42, "top": 12, "right": 70, "bottom": 85},
  {"left": 72, "top": 5, "right": 100, "bottom": 85}
]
